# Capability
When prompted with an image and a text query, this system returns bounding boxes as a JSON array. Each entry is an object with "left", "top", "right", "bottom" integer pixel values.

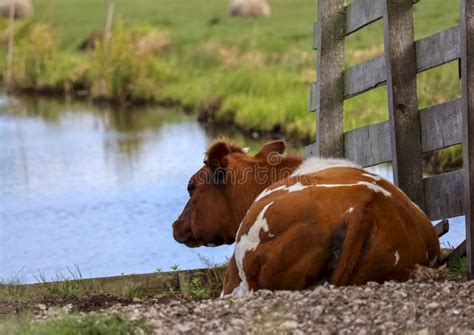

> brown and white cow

[{"left": 172, "top": 140, "right": 441, "bottom": 295}]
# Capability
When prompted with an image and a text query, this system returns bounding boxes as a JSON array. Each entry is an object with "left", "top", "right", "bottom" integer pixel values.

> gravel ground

[{"left": 39, "top": 280, "right": 473, "bottom": 334}]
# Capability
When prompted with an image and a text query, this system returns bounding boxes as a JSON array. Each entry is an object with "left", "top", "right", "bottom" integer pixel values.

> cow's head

[{"left": 172, "top": 140, "right": 301, "bottom": 248}]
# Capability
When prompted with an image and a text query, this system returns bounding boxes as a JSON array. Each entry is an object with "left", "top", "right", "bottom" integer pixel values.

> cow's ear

[
  {"left": 205, "top": 142, "right": 231, "bottom": 184},
  {"left": 255, "top": 140, "right": 286, "bottom": 161}
]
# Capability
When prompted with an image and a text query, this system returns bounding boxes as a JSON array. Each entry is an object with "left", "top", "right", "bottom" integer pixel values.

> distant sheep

[
  {"left": 228, "top": 0, "right": 271, "bottom": 18},
  {"left": 0, "top": 0, "right": 33, "bottom": 19}
]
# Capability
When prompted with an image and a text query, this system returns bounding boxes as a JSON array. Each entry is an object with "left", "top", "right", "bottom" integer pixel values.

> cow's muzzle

[{"left": 172, "top": 219, "right": 201, "bottom": 248}]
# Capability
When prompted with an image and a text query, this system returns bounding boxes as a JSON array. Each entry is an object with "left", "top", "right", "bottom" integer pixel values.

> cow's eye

[{"left": 187, "top": 182, "right": 196, "bottom": 195}]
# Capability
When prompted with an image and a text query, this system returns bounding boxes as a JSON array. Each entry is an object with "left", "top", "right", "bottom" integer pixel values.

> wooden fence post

[
  {"left": 104, "top": 1, "right": 115, "bottom": 54},
  {"left": 383, "top": 0, "right": 425, "bottom": 209},
  {"left": 99, "top": 1, "right": 114, "bottom": 97},
  {"left": 461, "top": 0, "right": 474, "bottom": 279},
  {"left": 6, "top": 2, "right": 16, "bottom": 90},
  {"left": 314, "top": 0, "right": 345, "bottom": 158}
]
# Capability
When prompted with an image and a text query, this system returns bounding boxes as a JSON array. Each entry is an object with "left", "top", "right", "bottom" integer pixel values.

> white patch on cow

[
  {"left": 257, "top": 180, "right": 391, "bottom": 205},
  {"left": 315, "top": 181, "right": 392, "bottom": 197},
  {"left": 220, "top": 290, "right": 224, "bottom": 298},
  {"left": 255, "top": 182, "right": 309, "bottom": 202},
  {"left": 362, "top": 173, "right": 382, "bottom": 181},
  {"left": 291, "top": 158, "right": 360, "bottom": 177},
  {"left": 232, "top": 201, "right": 274, "bottom": 296},
  {"left": 242, "top": 147, "right": 250, "bottom": 154},
  {"left": 429, "top": 255, "right": 438, "bottom": 268},
  {"left": 346, "top": 207, "right": 354, "bottom": 214},
  {"left": 394, "top": 251, "right": 400, "bottom": 266}
]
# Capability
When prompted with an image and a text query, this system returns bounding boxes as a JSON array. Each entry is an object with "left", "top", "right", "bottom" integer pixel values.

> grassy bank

[
  {"left": 0, "top": 0, "right": 463, "bottom": 149},
  {"left": 0, "top": 255, "right": 467, "bottom": 334},
  {"left": 1, "top": 313, "right": 151, "bottom": 335}
]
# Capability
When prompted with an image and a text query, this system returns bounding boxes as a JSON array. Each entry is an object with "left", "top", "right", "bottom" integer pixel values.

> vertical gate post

[
  {"left": 383, "top": 0, "right": 425, "bottom": 210},
  {"left": 104, "top": 1, "right": 115, "bottom": 54},
  {"left": 461, "top": 0, "right": 474, "bottom": 279},
  {"left": 6, "top": 2, "right": 15, "bottom": 90},
  {"left": 314, "top": 0, "right": 345, "bottom": 158}
]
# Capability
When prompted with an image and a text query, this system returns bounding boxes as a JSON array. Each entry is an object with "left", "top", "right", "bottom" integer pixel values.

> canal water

[{"left": 0, "top": 94, "right": 466, "bottom": 283}]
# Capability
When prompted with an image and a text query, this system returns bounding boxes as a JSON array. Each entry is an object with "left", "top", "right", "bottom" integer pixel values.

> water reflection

[{"left": 0, "top": 95, "right": 219, "bottom": 282}]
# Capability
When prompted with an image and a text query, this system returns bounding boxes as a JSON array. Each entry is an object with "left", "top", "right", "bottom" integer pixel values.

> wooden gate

[{"left": 306, "top": 0, "right": 474, "bottom": 279}]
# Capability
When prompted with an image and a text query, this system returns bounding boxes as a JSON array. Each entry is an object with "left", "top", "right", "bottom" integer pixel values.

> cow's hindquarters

[
  {"left": 329, "top": 199, "right": 376, "bottom": 286},
  {"left": 223, "top": 218, "right": 336, "bottom": 294}
]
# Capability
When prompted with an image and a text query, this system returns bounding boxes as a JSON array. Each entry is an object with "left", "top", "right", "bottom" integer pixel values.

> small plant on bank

[
  {"left": 440, "top": 245, "right": 468, "bottom": 281},
  {"left": 123, "top": 286, "right": 146, "bottom": 301},
  {"left": 33, "top": 266, "right": 106, "bottom": 301},
  {"left": 34, "top": 271, "right": 85, "bottom": 301},
  {"left": 447, "top": 256, "right": 468, "bottom": 281},
  {"left": 0, "top": 277, "right": 30, "bottom": 302},
  {"left": 188, "top": 277, "right": 210, "bottom": 299},
  {"left": 198, "top": 254, "right": 228, "bottom": 298},
  {"left": 87, "top": 20, "right": 165, "bottom": 103},
  {"left": 11, "top": 24, "right": 85, "bottom": 93},
  {"left": 167, "top": 286, "right": 180, "bottom": 298}
]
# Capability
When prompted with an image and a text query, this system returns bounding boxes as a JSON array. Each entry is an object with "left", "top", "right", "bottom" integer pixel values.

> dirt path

[
  {"left": 25, "top": 280, "right": 473, "bottom": 334},
  {"left": 4, "top": 281, "right": 474, "bottom": 335}
]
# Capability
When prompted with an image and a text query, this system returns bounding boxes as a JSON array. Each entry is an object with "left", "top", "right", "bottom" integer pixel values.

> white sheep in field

[
  {"left": 228, "top": 0, "right": 271, "bottom": 18},
  {"left": 0, "top": 0, "right": 33, "bottom": 19}
]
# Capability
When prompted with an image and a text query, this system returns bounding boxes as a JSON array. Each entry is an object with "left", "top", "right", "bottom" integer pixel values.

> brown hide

[
  {"left": 223, "top": 166, "right": 441, "bottom": 294},
  {"left": 172, "top": 140, "right": 302, "bottom": 247}
]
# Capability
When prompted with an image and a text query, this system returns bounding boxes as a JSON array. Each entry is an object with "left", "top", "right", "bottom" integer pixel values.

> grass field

[{"left": 0, "top": 0, "right": 463, "bottom": 144}]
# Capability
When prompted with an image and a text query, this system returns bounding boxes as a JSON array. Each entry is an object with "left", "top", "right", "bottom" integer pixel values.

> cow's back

[{"left": 224, "top": 166, "right": 441, "bottom": 295}]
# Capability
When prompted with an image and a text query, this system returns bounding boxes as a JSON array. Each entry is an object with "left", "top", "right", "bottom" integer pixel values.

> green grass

[
  {"left": 0, "top": 0, "right": 463, "bottom": 143},
  {"left": 0, "top": 271, "right": 105, "bottom": 303},
  {"left": 0, "top": 277, "right": 32, "bottom": 303},
  {"left": 447, "top": 256, "right": 468, "bottom": 281},
  {"left": 0, "top": 313, "right": 150, "bottom": 335},
  {"left": 0, "top": 257, "right": 227, "bottom": 304},
  {"left": 32, "top": 269, "right": 104, "bottom": 301}
]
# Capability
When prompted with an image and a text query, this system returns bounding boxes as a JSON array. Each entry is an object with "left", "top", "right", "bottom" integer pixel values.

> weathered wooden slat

[
  {"left": 424, "top": 170, "right": 464, "bottom": 221},
  {"left": 314, "top": 0, "right": 346, "bottom": 158},
  {"left": 311, "top": 27, "right": 460, "bottom": 106},
  {"left": 384, "top": 0, "right": 425, "bottom": 209},
  {"left": 334, "top": 99, "right": 462, "bottom": 166},
  {"left": 308, "top": 82, "right": 318, "bottom": 112},
  {"left": 339, "top": 26, "right": 460, "bottom": 100},
  {"left": 416, "top": 26, "right": 461, "bottom": 73},
  {"left": 434, "top": 219, "right": 450, "bottom": 238},
  {"left": 461, "top": 0, "right": 474, "bottom": 278},
  {"left": 313, "top": 0, "right": 420, "bottom": 47},
  {"left": 420, "top": 99, "right": 463, "bottom": 153},
  {"left": 344, "top": 56, "right": 386, "bottom": 99},
  {"left": 313, "top": 98, "right": 462, "bottom": 165},
  {"left": 345, "top": 0, "right": 386, "bottom": 35},
  {"left": 344, "top": 121, "right": 391, "bottom": 167}
]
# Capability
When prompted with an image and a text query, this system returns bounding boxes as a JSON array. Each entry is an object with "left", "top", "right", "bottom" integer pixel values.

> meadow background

[
  {"left": 0, "top": 2, "right": 469, "bottom": 332},
  {"left": 0, "top": 0, "right": 463, "bottom": 168}
]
